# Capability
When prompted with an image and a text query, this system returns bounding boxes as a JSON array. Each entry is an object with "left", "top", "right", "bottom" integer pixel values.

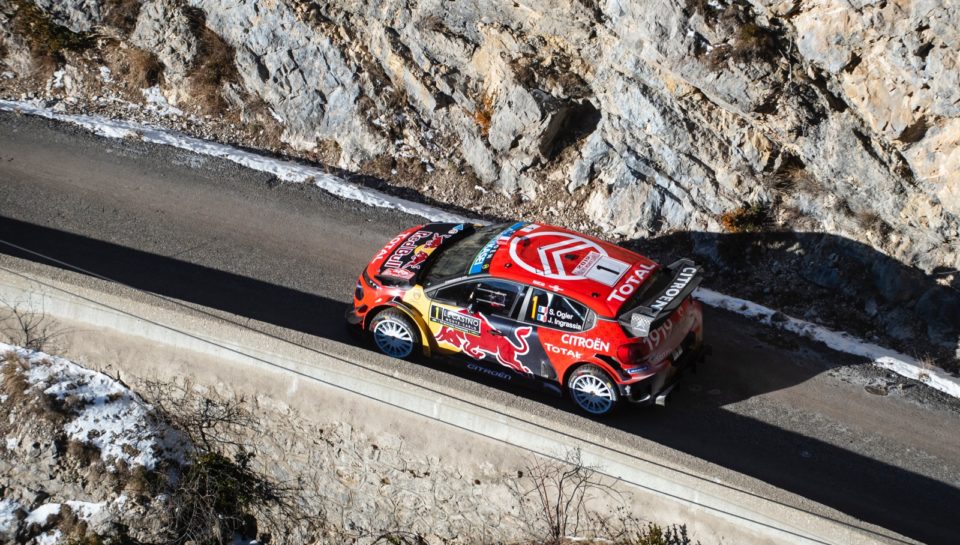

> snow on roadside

[
  {"left": 1, "top": 342, "right": 187, "bottom": 469},
  {"left": 25, "top": 503, "right": 61, "bottom": 526},
  {"left": 0, "top": 499, "right": 21, "bottom": 534},
  {"left": 695, "top": 288, "right": 960, "bottom": 398},
  {"left": 0, "top": 100, "right": 954, "bottom": 399},
  {"left": 0, "top": 99, "right": 469, "bottom": 224}
]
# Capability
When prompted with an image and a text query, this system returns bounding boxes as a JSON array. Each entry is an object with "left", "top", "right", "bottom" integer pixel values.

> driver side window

[{"left": 432, "top": 280, "right": 526, "bottom": 319}]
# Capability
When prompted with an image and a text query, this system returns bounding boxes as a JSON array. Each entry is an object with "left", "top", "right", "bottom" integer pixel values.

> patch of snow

[
  {"left": 1, "top": 343, "right": 188, "bottom": 469},
  {"left": 694, "top": 288, "right": 960, "bottom": 398},
  {"left": 99, "top": 66, "right": 113, "bottom": 83},
  {"left": 0, "top": 393, "right": 7, "bottom": 402},
  {"left": 268, "top": 108, "right": 284, "bottom": 124},
  {"left": 0, "top": 499, "right": 22, "bottom": 533},
  {"left": 112, "top": 494, "right": 129, "bottom": 512},
  {"left": 6, "top": 436, "right": 16, "bottom": 450},
  {"left": 50, "top": 70, "right": 66, "bottom": 90},
  {"left": 36, "top": 529, "right": 62, "bottom": 545},
  {"left": 0, "top": 100, "right": 469, "bottom": 224},
  {"left": 141, "top": 86, "right": 183, "bottom": 117},
  {"left": 65, "top": 500, "right": 105, "bottom": 521},
  {"left": 26, "top": 503, "right": 61, "bottom": 525},
  {"left": 1, "top": 71, "right": 15, "bottom": 80}
]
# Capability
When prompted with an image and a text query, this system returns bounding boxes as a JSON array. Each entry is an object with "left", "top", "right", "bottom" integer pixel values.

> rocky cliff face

[{"left": 0, "top": 0, "right": 957, "bottom": 358}]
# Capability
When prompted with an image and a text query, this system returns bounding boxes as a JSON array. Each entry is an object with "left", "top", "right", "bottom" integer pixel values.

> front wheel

[
  {"left": 369, "top": 308, "right": 420, "bottom": 360},
  {"left": 567, "top": 365, "right": 620, "bottom": 417}
]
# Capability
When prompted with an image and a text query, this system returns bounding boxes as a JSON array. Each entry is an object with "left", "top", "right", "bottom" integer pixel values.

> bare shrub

[
  {"left": 510, "top": 450, "right": 619, "bottom": 544},
  {"left": 770, "top": 154, "right": 819, "bottom": 195},
  {"left": 620, "top": 521, "right": 700, "bottom": 545},
  {"left": 0, "top": 300, "right": 64, "bottom": 353},
  {"left": 138, "top": 379, "right": 322, "bottom": 544}
]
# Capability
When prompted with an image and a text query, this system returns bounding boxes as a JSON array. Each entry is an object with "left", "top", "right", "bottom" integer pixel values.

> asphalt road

[{"left": 2, "top": 110, "right": 959, "bottom": 544}]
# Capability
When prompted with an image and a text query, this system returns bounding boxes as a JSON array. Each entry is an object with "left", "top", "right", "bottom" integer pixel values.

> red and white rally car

[{"left": 347, "top": 221, "right": 706, "bottom": 416}]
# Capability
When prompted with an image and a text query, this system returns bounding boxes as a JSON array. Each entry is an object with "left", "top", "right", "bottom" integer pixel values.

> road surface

[{"left": 1, "top": 110, "right": 958, "bottom": 544}]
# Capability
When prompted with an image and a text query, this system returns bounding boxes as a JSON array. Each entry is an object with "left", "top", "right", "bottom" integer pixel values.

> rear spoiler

[{"left": 618, "top": 259, "right": 702, "bottom": 337}]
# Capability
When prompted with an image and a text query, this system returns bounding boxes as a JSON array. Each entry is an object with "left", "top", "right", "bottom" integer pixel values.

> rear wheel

[
  {"left": 567, "top": 365, "right": 620, "bottom": 416},
  {"left": 369, "top": 308, "right": 420, "bottom": 360}
]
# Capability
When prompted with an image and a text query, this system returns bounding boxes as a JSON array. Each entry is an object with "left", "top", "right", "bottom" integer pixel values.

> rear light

[{"left": 618, "top": 342, "right": 652, "bottom": 375}]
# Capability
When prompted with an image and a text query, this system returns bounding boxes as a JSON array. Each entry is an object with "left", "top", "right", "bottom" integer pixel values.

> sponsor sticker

[
  {"left": 430, "top": 305, "right": 481, "bottom": 336},
  {"left": 382, "top": 223, "right": 465, "bottom": 272},
  {"left": 560, "top": 334, "right": 611, "bottom": 353},
  {"left": 435, "top": 310, "right": 534, "bottom": 375},
  {"left": 607, "top": 264, "right": 658, "bottom": 303},
  {"left": 381, "top": 268, "right": 415, "bottom": 281},
  {"left": 468, "top": 222, "right": 526, "bottom": 275},
  {"left": 572, "top": 252, "right": 630, "bottom": 287},
  {"left": 648, "top": 267, "right": 699, "bottom": 312},
  {"left": 508, "top": 231, "right": 607, "bottom": 281}
]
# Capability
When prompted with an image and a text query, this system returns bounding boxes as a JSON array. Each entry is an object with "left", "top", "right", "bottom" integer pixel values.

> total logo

[
  {"left": 508, "top": 232, "right": 605, "bottom": 280},
  {"left": 607, "top": 264, "right": 657, "bottom": 303},
  {"left": 543, "top": 343, "right": 582, "bottom": 359}
]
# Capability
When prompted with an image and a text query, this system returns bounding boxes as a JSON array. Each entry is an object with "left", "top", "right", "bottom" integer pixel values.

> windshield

[{"left": 422, "top": 223, "right": 509, "bottom": 287}]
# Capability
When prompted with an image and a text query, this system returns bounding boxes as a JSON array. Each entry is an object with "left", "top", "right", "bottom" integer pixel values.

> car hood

[{"left": 370, "top": 223, "right": 472, "bottom": 284}]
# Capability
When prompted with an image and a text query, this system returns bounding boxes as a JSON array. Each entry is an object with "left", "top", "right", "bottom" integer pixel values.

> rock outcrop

[{"left": 0, "top": 0, "right": 957, "bottom": 358}]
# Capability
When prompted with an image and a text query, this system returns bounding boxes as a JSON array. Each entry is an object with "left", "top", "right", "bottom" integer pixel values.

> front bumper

[
  {"left": 618, "top": 339, "right": 707, "bottom": 405},
  {"left": 344, "top": 307, "right": 366, "bottom": 338}
]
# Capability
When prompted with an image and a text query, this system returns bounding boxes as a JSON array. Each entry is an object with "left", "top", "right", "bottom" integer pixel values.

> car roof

[{"left": 468, "top": 222, "right": 661, "bottom": 317}]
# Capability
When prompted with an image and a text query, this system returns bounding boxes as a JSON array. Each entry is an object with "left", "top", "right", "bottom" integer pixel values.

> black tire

[
  {"left": 567, "top": 364, "right": 621, "bottom": 416},
  {"left": 369, "top": 308, "right": 420, "bottom": 360}
]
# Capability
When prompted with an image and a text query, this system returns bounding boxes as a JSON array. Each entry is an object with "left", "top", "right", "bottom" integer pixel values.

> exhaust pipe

[{"left": 655, "top": 381, "right": 679, "bottom": 406}]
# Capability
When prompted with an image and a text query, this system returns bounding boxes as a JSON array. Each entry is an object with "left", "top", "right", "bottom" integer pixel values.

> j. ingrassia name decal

[{"left": 430, "top": 305, "right": 481, "bottom": 335}]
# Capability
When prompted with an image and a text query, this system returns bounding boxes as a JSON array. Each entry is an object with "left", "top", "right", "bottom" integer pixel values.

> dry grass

[
  {"left": 101, "top": 0, "right": 142, "bottom": 35},
  {"left": 10, "top": 0, "right": 95, "bottom": 74},
  {"left": 695, "top": 2, "right": 781, "bottom": 69},
  {"left": 856, "top": 210, "right": 892, "bottom": 237},
  {"left": 720, "top": 203, "right": 771, "bottom": 233},
  {"left": 183, "top": 6, "right": 238, "bottom": 115},
  {"left": 123, "top": 46, "right": 163, "bottom": 88},
  {"left": 473, "top": 92, "right": 495, "bottom": 137}
]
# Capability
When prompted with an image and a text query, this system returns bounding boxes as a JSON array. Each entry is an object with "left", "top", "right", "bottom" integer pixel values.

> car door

[{"left": 426, "top": 279, "right": 537, "bottom": 376}]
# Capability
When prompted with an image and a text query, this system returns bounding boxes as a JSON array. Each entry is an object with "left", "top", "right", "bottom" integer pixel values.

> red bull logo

[{"left": 436, "top": 312, "right": 533, "bottom": 375}]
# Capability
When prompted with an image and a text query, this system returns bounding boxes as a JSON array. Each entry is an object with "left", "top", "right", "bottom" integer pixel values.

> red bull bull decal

[{"left": 434, "top": 310, "right": 534, "bottom": 375}]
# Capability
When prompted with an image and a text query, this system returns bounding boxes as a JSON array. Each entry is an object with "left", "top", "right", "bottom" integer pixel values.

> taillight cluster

[
  {"left": 617, "top": 342, "right": 645, "bottom": 365},
  {"left": 618, "top": 342, "right": 653, "bottom": 376}
]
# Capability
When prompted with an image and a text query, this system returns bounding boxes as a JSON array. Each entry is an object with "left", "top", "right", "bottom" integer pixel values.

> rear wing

[{"left": 618, "top": 259, "right": 702, "bottom": 337}]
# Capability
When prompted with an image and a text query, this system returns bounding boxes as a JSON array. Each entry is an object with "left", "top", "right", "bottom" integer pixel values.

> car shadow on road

[
  {"left": 2, "top": 216, "right": 958, "bottom": 544},
  {"left": 0, "top": 216, "right": 354, "bottom": 344}
]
